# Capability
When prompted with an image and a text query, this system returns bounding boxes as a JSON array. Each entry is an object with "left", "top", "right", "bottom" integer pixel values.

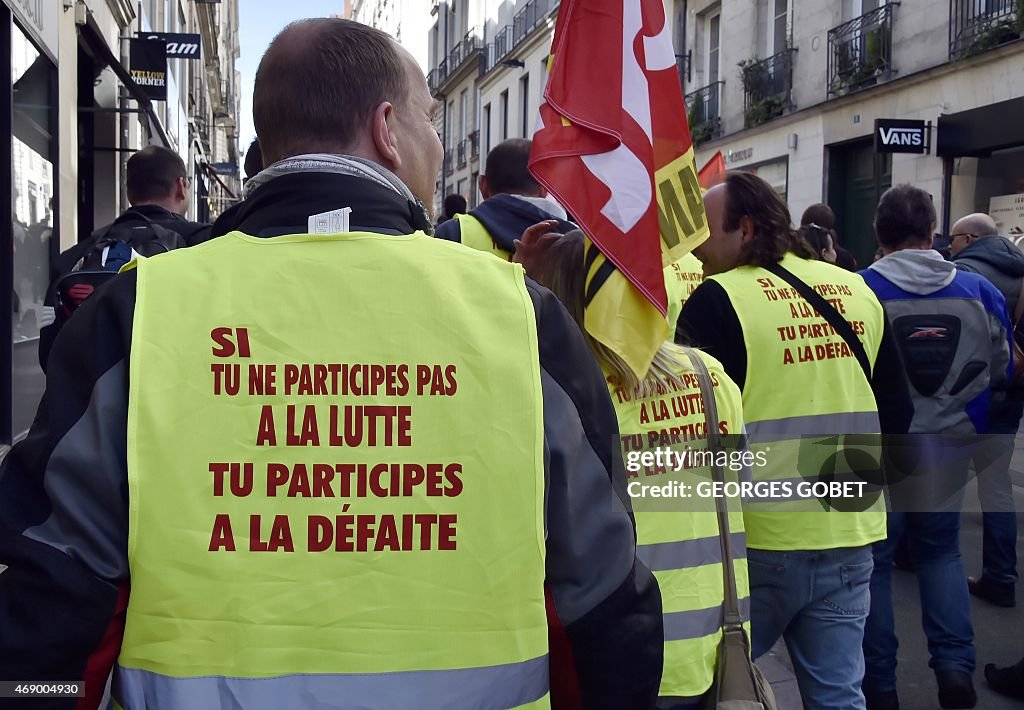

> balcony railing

[
  {"left": 490, "top": 25, "right": 515, "bottom": 70},
  {"left": 828, "top": 4, "right": 898, "bottom": 96},
  {"left": 457, "top": 140, "right": 468, "bottom": 168},
  {"left": 685, "top": 81, "right": 723, "bottom": 145},
  {"left": 469, "top": 129, "right": 480, "bottom": 158},
  {"left": 949, "top": 0, "right": 1022, "bottom": 59},
  {"left": 740, "top": 49, "right": 796, "bottom": 129},
  {"left": 430, "top": 30, "right": 483, "bottom": 93},
  {"left": 513, "top": 0, "right": 552, "bottom": 46}
]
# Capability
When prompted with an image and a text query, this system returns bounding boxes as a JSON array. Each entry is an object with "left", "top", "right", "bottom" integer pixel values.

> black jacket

[
  {"left": 954, "top": 234, "right": 1024, "bottom": 320},
  {"left": 434, "top": 194, "right": 577, "bottom": 254},
  {"left": 39, "top": 205, "right": 211, "bottom": 370},
  {"left": 0, "top": 170, "right": 662, "bottom": 709}
]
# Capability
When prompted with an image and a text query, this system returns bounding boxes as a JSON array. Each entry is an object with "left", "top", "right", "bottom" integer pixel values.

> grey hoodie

[
  {"left": 862, "top": 248, "right": 1011, "bottom": 435},
  {"left": 869, "top": 249, "right": 956, "bottom": 295}
]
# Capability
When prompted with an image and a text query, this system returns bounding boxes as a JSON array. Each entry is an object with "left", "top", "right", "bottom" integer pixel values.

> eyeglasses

[{"left": 950, "top": 232, "right": 975, "bottom": 240}]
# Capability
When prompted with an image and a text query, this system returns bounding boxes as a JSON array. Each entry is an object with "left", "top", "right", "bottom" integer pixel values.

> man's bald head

[
  {"left": 951, "top": 212, "right": 1000, "bottom": 256},
  {"left": 253, "top": 18, "right": 409, "bottom": 165}
]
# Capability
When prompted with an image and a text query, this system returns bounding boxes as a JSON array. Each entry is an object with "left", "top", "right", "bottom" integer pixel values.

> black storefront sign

[
  {"left": 141, "top": 32, "right": 202, "bottom": 59},
  {"left": 130, "top": 37, "right": 167, "bottom": 101},
  {"left": 875, "top": 118, "right": 929, "bottom": 154}
]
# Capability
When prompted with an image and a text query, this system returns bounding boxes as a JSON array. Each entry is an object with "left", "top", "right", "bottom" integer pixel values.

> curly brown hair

[{"left": 723, "top": 171, "right": 815, "bottom": 267}]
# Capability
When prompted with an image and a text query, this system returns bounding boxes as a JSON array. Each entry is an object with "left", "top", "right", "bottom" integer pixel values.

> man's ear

[
  {"left": 371, "top": 101, "right": 399, "bottom": 169},
  {"left": 739, "top": 215, "right": 756, "bottom": 243},
  {"left": 176, "top": 176, "right": 187, "bottom": 202},
  {"left": 479, "top": 174, "right": 491, "bottom": 200}
]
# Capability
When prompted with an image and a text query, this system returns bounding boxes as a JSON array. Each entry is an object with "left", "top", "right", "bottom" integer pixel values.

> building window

[
  {"left": 7, "top": 17, "right": 56, "bottom": 444},
  {"left": 483, "top": 103, "right": 491, "bottom": 155},
  {"left": 705, "top": 10, "right": 721, "bottom": 85},
  {"left": 767, "top": 0, "right": 790, "bottom": 55},
  {"left": 459, "top": 89, "right": 468, "bottom": 140},
  {"left": 470, "top": 172, "right": 480, "bottom": 208},
  {"left": 500, "top": 90, "right": 509, "bottom": 141},
  {"left": 520, "top": 74, "right": 530, "bottom": 137},
  {"left": 447, "top": 99, "right": 455, "bottom": 147}
]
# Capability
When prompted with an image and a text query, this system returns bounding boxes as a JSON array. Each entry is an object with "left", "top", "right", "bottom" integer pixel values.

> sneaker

[
  {"left": 967, "top": 576, "right": 1016, "bottom": 607},
  {"left": 864, "top": 688, "right": 899, "bottom": 710},
  {"left": 985, "top": 659, "right": 1024, "bottom": 700},
  {"left": 936, "top": 670, "right": 977, "bottom": 709}
]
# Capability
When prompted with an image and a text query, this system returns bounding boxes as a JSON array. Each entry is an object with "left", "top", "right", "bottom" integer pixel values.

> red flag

[
  {"left": 530, "top": 0, "right": 709, "bottom": 376},
  {"left": 698, "top": 151, "right": 727, "bottom": 189}
]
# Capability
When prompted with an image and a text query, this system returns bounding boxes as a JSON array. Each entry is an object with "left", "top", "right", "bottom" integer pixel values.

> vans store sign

[{"left": 875, "top": 119, "right": 930, "bottom": 154}]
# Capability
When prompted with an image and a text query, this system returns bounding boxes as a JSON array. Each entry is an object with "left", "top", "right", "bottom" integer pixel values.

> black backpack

[{"left": 55, "top": 213, "right": 188, "bottom": 321}]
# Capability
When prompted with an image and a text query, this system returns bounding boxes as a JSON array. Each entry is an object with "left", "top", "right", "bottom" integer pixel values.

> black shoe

[
  {"left": 985, "top": 659, "right": 1024, "bottom": 700},
  {"left": 937, "top": 670, "right": 977, "bottom": 709},
  {"left": 864, "top": 688, "right": 899, "bottom": 710},
  {"left": 967, "top": 576, "right": 1016, "bottom": 607}
]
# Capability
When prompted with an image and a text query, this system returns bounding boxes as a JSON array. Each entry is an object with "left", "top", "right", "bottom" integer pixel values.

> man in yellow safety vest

[
  {"left": 677, "top": 171, "right": 913, "bottom": 710},
  {"left": 0, "top": 18, "right": 663, "bottom": 710}
]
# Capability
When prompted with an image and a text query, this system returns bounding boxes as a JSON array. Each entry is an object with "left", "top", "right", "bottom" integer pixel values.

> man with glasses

[{"left": 951, "top": 211, "right": 1023, "bottom": 610}]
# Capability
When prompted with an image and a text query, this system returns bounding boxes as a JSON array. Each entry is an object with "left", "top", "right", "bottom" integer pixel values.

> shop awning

[
  {"left": 937, "top": 97, "right": 1024, "bottom": 158},
  {"left": 78, "top": 13, "right": 172, "bottom": 149}
]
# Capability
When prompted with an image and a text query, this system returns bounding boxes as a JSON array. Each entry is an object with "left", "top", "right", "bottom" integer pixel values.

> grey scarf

[{"left": 244, "top": 153, "right": 430, "bottom": 221}]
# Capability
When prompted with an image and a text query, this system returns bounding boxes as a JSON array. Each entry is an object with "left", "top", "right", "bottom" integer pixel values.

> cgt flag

[
  {"left": 699, "top": 150, "right": 728, "bottom": 189},
  {"left": 529, "top": 0, "right": 709, "bottom": 378}
]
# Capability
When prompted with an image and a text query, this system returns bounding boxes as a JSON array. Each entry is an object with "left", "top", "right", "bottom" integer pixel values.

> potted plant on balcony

[
  {"left": 739, "top": 57, "right": 787, "bottom": 128},
  {"left": 957, "top": 1, "right": 1024, "bottom": 60},
  {"left": 687, "top": 101, "right": 715, "bottom": 146}
]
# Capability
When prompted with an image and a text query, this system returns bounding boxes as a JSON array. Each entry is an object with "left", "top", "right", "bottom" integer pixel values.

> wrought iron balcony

[
  {"left": 445, "top": 29, "right": 483, "bottom": 79},
  {"left": 685, "top": 81, "right": 723, "bottom": 145},
  {"left": 427, "top": 68, "right": 440, "bottom": 93},
  {"left": 493, "top": 24, "right": 512, "bottom": 63},
  {"left": 457, "top": 140, "right": 468, "bottom": 168},
  {"left": 828, "top": 4, "right": 898, "bottom": 96},
  {"left": 513, "top": 0, "right": 552, "bottom": 46},
  {"left": 739, "top": 49, "right": 796, "bottom": 129},
  {"left": 488, "top": 25, "right": 515, "bottom": 71},
  {"left": 469, "top": 129, "right": 480, "bottom": 158},
  {"left": 949, "top": 0, "right": 1022, "bottom": 59}
]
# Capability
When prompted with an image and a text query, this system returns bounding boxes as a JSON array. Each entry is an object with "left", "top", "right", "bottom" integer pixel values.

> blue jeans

[
  {"left": 863, "top": 511, "right": 976, "bottom": 693},
  {"left": 749, "top": 545, "right": 873, "bottom": 710},
  {"left": 973, "top": 403, "right": 1021, "bottom": 592}
]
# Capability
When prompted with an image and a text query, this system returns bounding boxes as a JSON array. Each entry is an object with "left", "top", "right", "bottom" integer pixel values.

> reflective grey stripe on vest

[
  {"left": 637, "top": 532, "right": 746, "bottom": 572},
  {"left": 114, "top": 655, "right": 548, "bottom": 710},
  {"left": 663, "top": 597, "right": 751, "bottom": 642},
  {"left": 745, "top": 411, "right": 879, "bottom": 443}
]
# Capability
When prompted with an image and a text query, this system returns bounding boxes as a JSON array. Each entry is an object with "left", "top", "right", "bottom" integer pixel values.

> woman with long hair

[{"left": 515, "top": 223, "right": 752, "bottom": 709}]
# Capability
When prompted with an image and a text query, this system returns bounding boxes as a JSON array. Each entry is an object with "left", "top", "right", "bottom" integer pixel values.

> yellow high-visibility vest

[
  {"left": 455, "top": 213, "right": 512, "bottom": 260},
  {"left": 665, "top": 252, "right": 704, "bottom": 333},
  {"left": 706, "top": 252, "right": 887, "bottom": 551},
  {"left": 610, "top": 344, "right": 748, "bottom": 702},
  {"left": 115, "top": 230, "right": 549, "bottom": 709}
]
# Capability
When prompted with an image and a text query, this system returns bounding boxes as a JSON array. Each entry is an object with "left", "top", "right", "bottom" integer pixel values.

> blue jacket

[
  {"left": 861, "top": 249, "right": 1011, "bottom": 434},
  {"left": 435, "top": 194, "right": 576, "bottom": 254}
]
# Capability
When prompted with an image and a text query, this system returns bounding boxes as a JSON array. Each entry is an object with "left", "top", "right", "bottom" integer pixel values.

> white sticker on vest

[{"left": 308, "top": 207, "right": 352, "bottom": 235}]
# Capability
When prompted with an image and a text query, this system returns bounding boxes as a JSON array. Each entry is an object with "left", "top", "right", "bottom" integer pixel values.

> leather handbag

[{"left": 685, "top": 350, "right": 778, "bottom": 710}]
